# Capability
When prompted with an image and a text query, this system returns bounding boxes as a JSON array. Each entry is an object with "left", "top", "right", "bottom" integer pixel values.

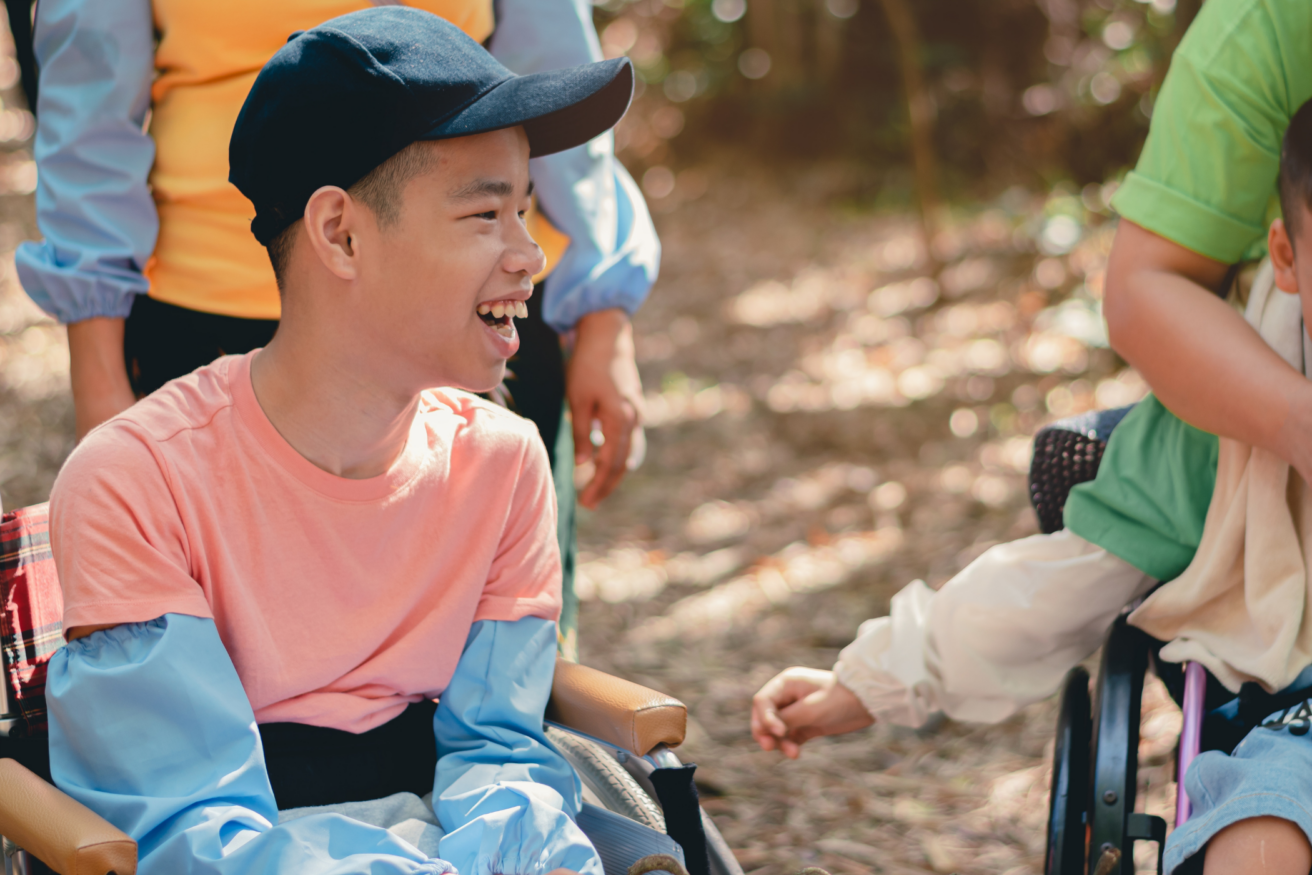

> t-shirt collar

[{"left": 230, "top": 350, "right": 428, "bottom": 502}]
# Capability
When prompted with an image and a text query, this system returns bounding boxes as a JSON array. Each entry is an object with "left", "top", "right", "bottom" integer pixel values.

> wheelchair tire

[
  {"left": 1087, "top": 615, "right": 1149, "bottom": 875},
  {"left": 1045, "top": 666, "right": 1091, "bottom": 875},
  {"left": 546, "top": 727, "right": 667, "bottom": 832}
]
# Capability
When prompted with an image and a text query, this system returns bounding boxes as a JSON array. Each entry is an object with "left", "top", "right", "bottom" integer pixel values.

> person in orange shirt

[{"left": 17, "top": 0, "right": 659, "bottom": 659}]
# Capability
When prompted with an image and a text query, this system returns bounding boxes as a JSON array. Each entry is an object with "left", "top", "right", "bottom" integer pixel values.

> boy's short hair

[
  {"left": 265, "top": 141, "right": 437, "bottom": 290},
  {"left": 1279, "top": 98, "right": 1312, "bottom": 240}
]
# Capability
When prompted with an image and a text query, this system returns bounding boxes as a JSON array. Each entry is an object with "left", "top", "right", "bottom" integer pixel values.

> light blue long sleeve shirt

[
  {"left": 16, "top": 0, "right": 659, "bottom": 333},
  {"left": 46, "top": 613, "right": 602, "bottom": 875}
]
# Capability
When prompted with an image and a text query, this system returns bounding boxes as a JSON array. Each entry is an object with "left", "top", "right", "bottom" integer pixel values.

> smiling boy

[{"left": 41, "top": 9, "right": 634, "bottom": 874}]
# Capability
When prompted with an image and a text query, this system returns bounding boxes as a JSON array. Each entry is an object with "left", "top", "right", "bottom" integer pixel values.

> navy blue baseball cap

[{"left": 230, "top": 6, "right": 634, "bottom": 245}]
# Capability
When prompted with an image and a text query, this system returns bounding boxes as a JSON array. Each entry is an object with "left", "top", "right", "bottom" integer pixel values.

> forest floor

[{"left": 0, "top": 160, "right": 1181, "bottom": 875}]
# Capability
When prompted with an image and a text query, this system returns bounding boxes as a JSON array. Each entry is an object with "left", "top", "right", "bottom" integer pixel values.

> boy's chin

[{"left": 454, "top": 363, "right": 508, "bottom": 396}]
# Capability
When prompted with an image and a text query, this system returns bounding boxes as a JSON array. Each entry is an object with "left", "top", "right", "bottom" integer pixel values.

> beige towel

[{"left": 1128, "top": 261, "right": 1312, "bottom": 692}]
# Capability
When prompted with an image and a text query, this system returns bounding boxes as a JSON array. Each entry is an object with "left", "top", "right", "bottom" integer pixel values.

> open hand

[{"left": 751, "top": 667, "right": 874, "bottom": 759}]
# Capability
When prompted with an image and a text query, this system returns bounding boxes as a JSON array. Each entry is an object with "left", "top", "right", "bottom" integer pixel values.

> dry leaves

[{"left": 0, "top": 158, "right": 1180, "bottom": 875}]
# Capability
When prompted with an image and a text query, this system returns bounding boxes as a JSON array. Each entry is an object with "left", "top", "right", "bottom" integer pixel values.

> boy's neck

[{"left": 249, "top": 327, "right": 421, "bottom": 480}]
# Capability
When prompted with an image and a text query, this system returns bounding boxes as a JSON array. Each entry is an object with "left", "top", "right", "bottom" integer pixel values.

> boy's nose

[{"left": 511, "top": 228, "right": 547, "bottom": 277}]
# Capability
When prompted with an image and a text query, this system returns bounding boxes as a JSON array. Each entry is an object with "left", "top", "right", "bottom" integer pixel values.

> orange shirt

[
  {"left": 49, "top": 352, "right": 562, "bottom": 732},
  {"left": 146, "top": 0, "right": 567, "bottom": 319}
]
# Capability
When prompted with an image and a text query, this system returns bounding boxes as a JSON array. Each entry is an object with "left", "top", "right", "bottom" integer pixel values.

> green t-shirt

[
  {"left": 1111, "top": 0, "right": 1312, "bottom": 264},
  {"left": 1070, "top": 0, "right": 1312, "bottom": 577},
  {"left": 1064, "top": 396, "right": 1218, "bottom": 582}
]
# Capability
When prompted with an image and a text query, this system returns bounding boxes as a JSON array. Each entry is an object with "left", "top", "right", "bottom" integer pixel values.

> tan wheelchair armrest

[
  {"left": 0, "top": 759, "right": 137, "bottom": 875},
  {"left": 547, "top": 659, "right": 686, "bottom": 757}
]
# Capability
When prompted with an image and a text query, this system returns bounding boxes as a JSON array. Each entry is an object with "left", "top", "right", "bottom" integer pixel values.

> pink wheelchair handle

[{"left": 1176, "top": 661, "right": 1207, "bottom": 825}]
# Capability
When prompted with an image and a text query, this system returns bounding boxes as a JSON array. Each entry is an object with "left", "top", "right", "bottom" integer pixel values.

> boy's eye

[{"left": 475, "top": 210, "right": 497, "bottom": 220}]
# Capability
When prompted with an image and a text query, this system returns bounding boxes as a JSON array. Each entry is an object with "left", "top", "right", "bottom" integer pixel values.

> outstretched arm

[
  {"left": 434, "top": 617, "right": 601, "bottom": 875},
  {"left": 47, "top": 614, "right": 455, "bottom": 875},
  {"left": 752, "top": 531, "right": 1156, "bottom": 755}
]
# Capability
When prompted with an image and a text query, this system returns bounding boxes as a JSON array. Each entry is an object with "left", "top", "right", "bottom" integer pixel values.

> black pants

[
  {"left": 123, "top": 295, "right": 279, "bottom": 398},
  {"left": 260, "top": 700, "right": 439, "bottom": 810}
]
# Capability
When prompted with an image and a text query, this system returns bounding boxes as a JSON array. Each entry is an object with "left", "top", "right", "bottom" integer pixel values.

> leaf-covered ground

[{"left": 0, "top": 161, "right": 1182, "bottom": 874}]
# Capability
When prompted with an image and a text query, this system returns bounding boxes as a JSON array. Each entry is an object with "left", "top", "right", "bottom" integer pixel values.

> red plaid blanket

[{"left": 0, "top": 503, "right": 64, "bottom": 735}]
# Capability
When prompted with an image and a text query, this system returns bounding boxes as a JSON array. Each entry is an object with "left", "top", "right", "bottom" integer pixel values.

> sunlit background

[{"left": 0, "top": 2, "right": 1206, "bottom": 872}]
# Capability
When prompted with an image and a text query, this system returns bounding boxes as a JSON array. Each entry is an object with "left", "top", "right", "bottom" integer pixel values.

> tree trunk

[{"left": 877, "top": 0, "right": 940, "bottom": 270}]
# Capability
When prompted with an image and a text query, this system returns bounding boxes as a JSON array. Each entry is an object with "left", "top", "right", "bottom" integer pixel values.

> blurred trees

[{"left": 596, "top": 0, "right": 1201, "bottom": 204}]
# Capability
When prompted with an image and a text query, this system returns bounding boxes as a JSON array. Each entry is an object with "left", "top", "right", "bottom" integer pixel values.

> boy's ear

[
  {"left": 1270, "top": 218, "right": 1299, "bottom": 295},
  {"left": 302, "top": 185, "right": 363, "bottom": 281}
]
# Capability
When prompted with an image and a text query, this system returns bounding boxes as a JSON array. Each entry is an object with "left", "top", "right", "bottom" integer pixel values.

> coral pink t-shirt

[{"left": 49, "top": 352, "right": 561, "bottom": 733}]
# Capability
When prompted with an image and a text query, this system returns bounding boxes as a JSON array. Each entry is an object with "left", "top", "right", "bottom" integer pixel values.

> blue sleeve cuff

[
  {"left": 48, "top": 615, "right": 454, "bottom": 874},
  {"left": 531, "top": 154, "right": 659, "bottom": 333},
  {"left": 23, "top": 0, "right": 158, "bottom": 324},
  {"left": 434, "top": 618, "right": 602, "bottom": 875},
  {"left": 491, "top": 0, "right": 659, "bottom": 332},
  {"left": 16, "top": 240, "right": 145, "bottom": 323}
]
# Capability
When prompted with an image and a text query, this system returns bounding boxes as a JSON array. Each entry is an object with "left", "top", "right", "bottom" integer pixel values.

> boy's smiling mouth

[{"left": 477, "top": 299, "right": 528, "bottom": 338}]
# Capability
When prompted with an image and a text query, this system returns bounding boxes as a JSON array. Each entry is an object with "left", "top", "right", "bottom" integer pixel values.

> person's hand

[
  {"left": 67, "top": 317, "right": 136, "bottom": 441},
  {"left": 566, "top": 308, "right": 643, "bottom": 510},
  {"left": 751, "top": 667, "right": 874, "bottom": 759}
]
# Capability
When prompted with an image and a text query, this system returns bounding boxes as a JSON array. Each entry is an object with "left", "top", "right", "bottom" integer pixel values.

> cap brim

[{"left": 423, "top": 57, "right": 633, "bottom": 157}]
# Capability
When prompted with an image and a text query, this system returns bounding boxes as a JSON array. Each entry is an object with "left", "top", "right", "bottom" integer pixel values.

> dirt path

[
  {"left": 573, "top": 167, "right": 1176, "bottom": 875},
  {"left": 0, "top": 164, "right": 1179, "bottom": 874}
]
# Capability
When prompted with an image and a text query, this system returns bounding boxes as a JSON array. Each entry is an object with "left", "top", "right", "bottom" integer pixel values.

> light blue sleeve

[
  {"left": 13, "top": 0, "right": 157, "bottom": 324},
  {"left": 46, "top": 615, "right": 455, "bottom": 875},
  {"left": 434, "top": 618, "right": 602, "bottom": 875},
  {"left": 489, "top": 0, "right": 660, "bottom": 333}
]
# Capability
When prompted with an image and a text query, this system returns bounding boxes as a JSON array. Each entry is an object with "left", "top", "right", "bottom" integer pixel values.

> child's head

[
  {"left": 228, "top": 8, "right": 632, "bottom": 395},
  {"left": 1271, "top": 98, "right": 1312, "bottom": 316}
]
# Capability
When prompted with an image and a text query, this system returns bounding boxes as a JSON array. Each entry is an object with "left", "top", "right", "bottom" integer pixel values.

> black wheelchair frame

[{"left": 1033, "top": 407, "right": 1173, "bottom": 875}]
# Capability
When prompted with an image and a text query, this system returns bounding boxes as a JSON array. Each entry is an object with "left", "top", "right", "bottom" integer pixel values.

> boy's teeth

[
  {"left": 478, "top": 300, "right": 528, "bottom": 321},
  {"left": 493, "top": 322, "right": 514, "bottom": 338}
]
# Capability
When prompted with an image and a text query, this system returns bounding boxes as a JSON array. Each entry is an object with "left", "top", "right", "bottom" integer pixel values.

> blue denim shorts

[{"left": 1164, "top": 700, "right": 1312, "bottom": 873}]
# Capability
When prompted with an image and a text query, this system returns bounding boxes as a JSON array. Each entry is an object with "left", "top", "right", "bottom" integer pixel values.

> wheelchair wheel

[
  {"left": 546, "top": 727, "right": 666, "bottom": 831},
  {"left": 1087, "top": 615, "right": 1149, "bottom": 875},
  {"left": 1046, "top": 666, "right": 1091, "bottom": 875}
]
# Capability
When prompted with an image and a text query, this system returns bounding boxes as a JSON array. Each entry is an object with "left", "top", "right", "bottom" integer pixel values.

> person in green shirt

[
  {"left": 755, "top": 2, "right": 1312, "bottom": 870},
  {"left": 1087, "top": 0, "right": 1312, "bottom": 574},
  {"left": 752, "top": 100, "right": 1312, "bottom": 872},
  {"left": 1064, "top": 2, "right": 1312, "bottom": 867}
]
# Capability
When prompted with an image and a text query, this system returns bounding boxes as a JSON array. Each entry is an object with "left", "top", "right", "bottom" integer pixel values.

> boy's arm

[
  {"left": 16, "top": 0, "right": 158, "bottom": 437},
  {"left": 433, "top": 617, "right": 601, "bottom": 875},
  {"left": 489, "top": 0, "right": 660, "bottom": 334},
  {"left": 48, "top": 613, "right": 456, "bottom": 875},
  {"left": 1103, "top": 0, "right": 1312, "bottom": 483},
  {"left": 754, "top": 531, "right": 1157, "bottom": 753},
  {"left": 838, "top": 530, "right": 1156, "bottom": 726},
  {"left": 490, "top": 0, "right": 658, "bottom": 505}
]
